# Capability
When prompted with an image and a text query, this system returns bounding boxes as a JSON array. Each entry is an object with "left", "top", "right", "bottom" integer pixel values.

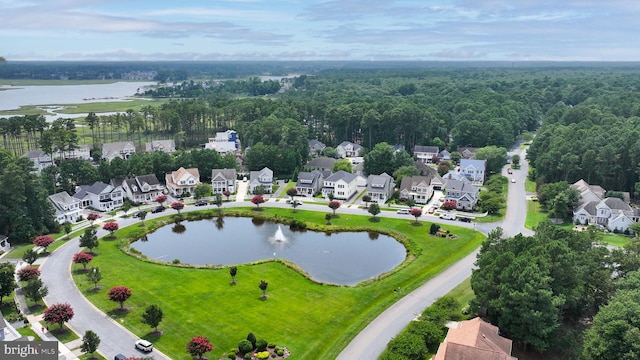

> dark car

[
  {"left": 194, "top": 200, "right": 208, "bottom": 207},
  {"left": 459, "top": 217, "right": 472, "bottom": 223},
  {"left": 131, "top": 211, "right": 141, "bottom": 218},
  {"left": 151, "top": 206, "right": 165, "bottom": 213},
  {"left": 115, "top": 354, "right": 126, "bottom": 360}
]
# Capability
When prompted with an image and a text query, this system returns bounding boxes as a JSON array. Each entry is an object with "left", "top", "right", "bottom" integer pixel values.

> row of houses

[{"left": 571, "top": 179, "right": 640, "bottom": 233}]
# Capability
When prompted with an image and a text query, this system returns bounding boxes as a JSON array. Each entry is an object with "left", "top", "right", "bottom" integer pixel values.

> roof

[
  {"left": 367, "top": 173, "right": 393, "bottom": 191},
  {"left": 400, "top": 176, "right": 432, "bottom": 192},
  {"left": 445, "top": 178, "right": 478, "bottom": 195},
  {"left": 211, "top": 168, "right": 237, "bottom": 180},
  {"left": 576, "top": 200, "right": 599, "bottom": 216},
  {"left": 460, "top": 159, "right": 486, "bottom": 171},
  {"left": 136, "top": 174, "right": 160, "bottom": 186},
  {"left": 171, "top": 167, "right": 199, "bottom": 181},
  {"left": 457, "top": 147, "right": 479, "bottom": 159},
  {"left": 434, "top": 317, "right": 516, "bottom": 360},
  {"left": 306, "top": 157, "right": 336, "bottom": 169},
  {"left": 73, "top": 182, "right": 112, "bottom": 198},
  {"left": 325, "top": 170, "right": 357, "bottom": 183},
  {"left": 338, "top": 141, "right": 362, "bottom": 150},
  {"left": 601, "top": 197, "right": 632, "bottom": 211},
  {"left": 22, "top": 150, "right": 47, "bottom": 159},
  {"left": 48, "top": 191, "right": 79, "bottom": 208},
  {"left": 414, "top": 145, "right": 439, "bottom": 153},
  {"left": 145, "top": 139, "right": 176, "bottom": 152},
  {"left": 309, "top": 139, "right": 326, "bottom": 150},
  {"left": 296, "top": 171, "right": 322, "bottom": 188}
]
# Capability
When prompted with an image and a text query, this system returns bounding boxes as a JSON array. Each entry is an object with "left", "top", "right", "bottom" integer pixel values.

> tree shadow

[{"left": 368, "top": 217, "right": 381, "bottom": 223}]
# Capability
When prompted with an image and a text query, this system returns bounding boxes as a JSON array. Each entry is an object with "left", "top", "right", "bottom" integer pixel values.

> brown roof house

[
  {"left": 166, "top": 167, "right": 200, "bottom": 197},
  {"left": 433, "top": 317, "right": 517, "bottom": 360}
]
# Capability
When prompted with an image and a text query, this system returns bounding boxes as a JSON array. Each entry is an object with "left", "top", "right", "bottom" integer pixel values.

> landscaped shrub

[
  {"left": 243, "top": 353, "right": 252, "bottom": 360},
  {"left": 246, "top": 332, "right": 257, "bottom": 348},
  {"left": 276, "top": 349, "right": 284, "bottom": 356},
  {"left": 226, "top": 353, "right": 235, "bottom": 359},
  {"left": 238, "top": 339, "right": 253, "bottom": 355},
  {"left": 255, "top": 339, "right": 268, "bottom": 352},
  {"left": 267, "top": 343, "right": 276, "bottom": 349},
  {"left": 256, "top": 351, "right": 270, "bottom": 359}
]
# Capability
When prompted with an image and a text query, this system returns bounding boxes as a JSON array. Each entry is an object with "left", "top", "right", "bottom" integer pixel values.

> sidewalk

[{"left": 27, "top": 314, "right": 79, "bottom": 360}]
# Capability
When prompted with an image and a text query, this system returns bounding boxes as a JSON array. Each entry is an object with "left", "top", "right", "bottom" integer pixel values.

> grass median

[{"left": 71, "top": 207, "right": 484, "bottom": 359}]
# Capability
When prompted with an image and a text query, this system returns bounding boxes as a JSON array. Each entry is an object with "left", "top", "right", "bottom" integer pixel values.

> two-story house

[
  {"left": 22, "top": 150, "right": 54, "bottom": 174},
  {"left": 73, "top": 182, "right": 124, "bottom": 212},
  {"left": 294, "top": 170, "right": 324, "bottom": 197},
  {"left": 309, "top": 139, "right": 326, "bottom": 157},
  {"left": 336, "top": 141, "right": 363, "bottom": 158},
  {"left": 322, "top": 170, "right": 358, "bottom": 200},
  {"left": 120, "top": 174, "right": 163, "bottom": 203},
  {"left": 249, "top": 167, "right": 273, "bottom": 194},
  {"left": 205, "top": 130, "right": 240, "bottom": 156},
  {"left": 305, "top": 157, "right": 337, "bottom": 172},
  {"left": 399, "top": 176, "right": 435, "bottom": 204},
  {"left": 102, "top": 141, "right": 136, "bottom": 162},
  {"left": 145, "top": 139, "right": 176, "bottom": 153},
  {"left": 211, "top": 168, "right": 237, "bottom": 194},
  {"left": 574, "top": 197, "right": 638, "bottom": 233},
  {"left": 433, "top": 317, "right": 516, "bottom": 360},
  {"left": 459, "top": 159, "right": 486, "bottom": 185},
  {"left": 444, "top": 177, "right": 479, "bottom": 210},
  {"left": 366, "top": 173, "right": 395, "bottom": 204},
  {"left": 414, "top": 145, "right": 440, "bottom": 164},
  {"left": 48, "top": 191, "right": 83, "bottom": 223},
  {"left": 165, "top": 167, "right": 200, "bottom": 197},
  {"left": 457, "top": 147, "right": 478, "bottom": 160}
]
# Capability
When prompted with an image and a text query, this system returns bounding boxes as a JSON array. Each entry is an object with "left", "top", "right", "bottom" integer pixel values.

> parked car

[
  {"left": 114, "top": 354, "right": 126, "bottom": 360},
  {"left": 427, "top": 207, "right": 436, "bottom": 214},
  {"left": 194, "top": 199, "right": 208, "bottom": 206},
  {"left": 131, "top": 211, "right": 141, "bottom": 218},
  {"left": 459, "top": 217, "right": 472, "bottom": 223},
  {"left": 507, "top": 168, "right": 513, "bottom": 174},
  {"left": 439, "top": 212, "right": 456, "bottom": 220},
  {"left": 135, "top": 339, "right": 153, "bottom": 352},
  {"left": 151, "top": 206, "right": 165, "bottom": 213},
  {"left": 511, "top": 178, "right": 516, "bottom": 183},
  {"left": 396, "top": 209, "right": 410, "bottom": 214}
]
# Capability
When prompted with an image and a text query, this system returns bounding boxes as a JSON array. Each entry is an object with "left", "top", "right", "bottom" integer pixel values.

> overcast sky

[{"left": 1, "top": 0, "right": 639, "bottom": 61}]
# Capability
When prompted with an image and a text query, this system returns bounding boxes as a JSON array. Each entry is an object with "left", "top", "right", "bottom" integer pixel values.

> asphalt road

[{"left": 37, "top": 150, "right": 532, "bottom": 360}]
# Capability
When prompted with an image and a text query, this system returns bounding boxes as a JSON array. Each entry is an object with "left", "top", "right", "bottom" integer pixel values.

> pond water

[{"left": 131, "top": 217, "right": 407, "bottom": 286}]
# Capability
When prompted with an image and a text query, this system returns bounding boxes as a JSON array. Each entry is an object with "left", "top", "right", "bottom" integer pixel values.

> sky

[{"left": 1, "top": 0, "right": 639, "bottom": 62}]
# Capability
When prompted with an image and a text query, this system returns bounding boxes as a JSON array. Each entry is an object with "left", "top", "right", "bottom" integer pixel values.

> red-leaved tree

[
  {"left": 155, "top": 195, "right": 167, "bottom": 206},
  {"left": 410, "top": 208, "right": 423, "bottom": 224},
  {"left": 17, "top": 266, "right": 41, "bottom": 282},
  {"left": 251, "top": 195, "right": 265, "bottom": 209},
  {"left": 102, "top": 222, "right": 119, "bottom": 237},
  {"left": 87, "top": 213, "right": 100, "bottom": 225},
  {"left": 441, "top": 199, "right": 457, "bottom": 211},
  {"left": 72, "top": 252, "right": 93, "bottom": 270},
  {"left": 328, "top": 200, "right": 341, "bottom": 216},
  {"left": 186, "top": 336, "right": 213, "bottom": 359},
  {"left": 43, "top": 302, "right": 74, "bottom": 330},
  {"left": 33, "top": 235, "right": 54, "bottom": 253},
  {"left": 223, "top": 190, "right": 231, "bottom": 201},
  {"left": 108, "top": 286, "right": 132, "bottom": 310},
  {"left": 170, "top": 201, "right": 185, "bottom": 215}
]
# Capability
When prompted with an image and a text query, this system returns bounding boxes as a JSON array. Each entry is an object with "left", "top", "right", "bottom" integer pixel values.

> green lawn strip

[
  {"left": 447, "top": 277, "right": 474, "bottom": 313},
  {"left": 277, "top": 181, "right": 296, "bottom": 199},
  {"left": 71, "top": 207, "right": 483, "bottom": 360},
  {"left": 525, "top": 200, "right": 548, "bottom": 229},
  {"left": 602, "top": 234, "right": 630, "bottom": 247},
  {"left": 54, "top": 99, "right": 167, "bottom": 114},
  {"left": 17, "top": 325, "right": 42, "bottom": 340},
  {"left": 525, "top": 178, "right": 536, "bottom": 193},
  {"left": 40, "top": 322, "right": 79, "bottom": 343}
]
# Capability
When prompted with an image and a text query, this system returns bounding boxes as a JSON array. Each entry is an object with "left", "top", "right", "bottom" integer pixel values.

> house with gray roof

[
  {"left": 309, "top": 139, "right": 326, "bottom": 157},
  {"left": 399, "top": 176, "right": 435, "bottom": 205},
  {"left": 294, "top": 170, "right": 324, "bottom": 197},
  {"left": 73, "top": 182, "right": 124, "bottom": 212},
  {"left": 120, "top": 174, "right": 163, "bottom": 203},
  {"left": 457, "top": 147, "right": 479, "bottom": 160},
  {"left": 211, "top": 168, "right": 237, "bottom": 194},
  {"left": 102, "top": 141, "right": 136, "bottom": 162},
  {"left": 414, "top": 145, "right": 440, "bottom": 164},
  {"left": 48, "top": 191, "right": 82, "bottom": 223},
  {"left": 249, "top": 167, "right": 273, "bottom": 194},
  {"left": 366, "top": 173, "right": 395, "bottom": 204},
  {"left": 459, "top": 159, "right": 487, "bottom": 185},
  {"left": 574, "top": 196, "right": 638, "bottom": 233},
  {"left": 305, "top": 157, "right": 337, "bottom": 172},
  {"left": 322, "top": 170, "right": 358, "bottom": 200},
  {"left": 336, "top": 141, "right": 363, "bottom": 158},
  {"left": 444, "top": 177, "right": 479, "bottom": 210},
  {"left": 145, "top": 139, "right": 176, "bottom": 153},
  {"left": 22, "top": 150, "right": 54, "bottom": 174}
]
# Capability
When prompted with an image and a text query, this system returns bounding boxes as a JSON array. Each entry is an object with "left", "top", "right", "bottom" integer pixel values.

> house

[
  {"left": 249, "top": 167, "right": 273, "bottom": 194},
  {"left": 73, "top": 182, "right": 124, "bottom": 212},
  {"left": 0, "top": 235, "right": 10, "bottom": 254},
  {"left": 459, "top": 159, "right": 487, "bottom": 185},
  {"left": 22, "top": 150, "right": 54, "bottom": 173},
  {"left": 205, "top": 130, "right": 240, "bottom": 155},
  {"left": 573, "top": 197, "right": 638, "bottom": 233},
  {"left": 0, "top": 313, "right": 23, "bottom": 341},
  {"left": 48, "top": 191, "right": 83, "bottom": 223},
  {"left": 457, "top": 147, "right": 479, "bottom": 160},
  {"left": 336, "top": 141, "right": 363, "bottom": 158},
  {"left": 439, "top": 149, "right": 451, "bottom": 162},
  {"left": 322, "top": 170, "right": 358, "bottom": 200},
  {"left": 414, "top": 145, "right": 440, "bottom": 164},
  {"left": 415, "top": 161, "right": 445, "bottom": 190},
  {"left": 294, "top": 170, "right": 324, "bottom": 197},
  {"left": 433, "top": 317, "right": 517, "bottom": 360},
  {"left": 444, "top": 177, "right": 479, "bottom": 210},
  {"left": 305, "top": 157, "right": 337, "bottom": 172},
  {"left": 211, "top": 168, "right": 237, "bottom": 194},
  {"left": 145, "top": 139, "right": 176, "bottom": 153},
  {"left": 120, "top": 174, "right": 163, "bottom": 203},
  {"left": 571, "top": 179, "right": 606, "bottom": 204},
  {"left": 309, "top": 139, "right": 326, "bottom": 157},
  {"left": 56, "top": 144, "right": 91, "bottom": 161},
  {"left": 166, "top": 167, "right": 200, "bottom": 197},
  {"left": 102, "top": 141, "right": 136, "bottom": 161},
  {"left": 366, "top": 173, "right": 395, "bottom": 204},
  {"left": 399, "top": 176, "right": 435, "bottom": 204}
]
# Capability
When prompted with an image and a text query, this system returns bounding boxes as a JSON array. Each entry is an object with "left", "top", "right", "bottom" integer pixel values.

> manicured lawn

[
  {"left": 446, "top": 277, "right": 474, "bottom": 313},
  {"left": 72, "top": 207, "right": 484, "bottom": 360},
  {"left": 525, "top": 178, "right": 536, "bottom": 193},
  {"left": 602, "top": 234, "right": 630, "bottom": 248},
  {"left": 525, "top": 200, "right": 548, "bottom": 229}
]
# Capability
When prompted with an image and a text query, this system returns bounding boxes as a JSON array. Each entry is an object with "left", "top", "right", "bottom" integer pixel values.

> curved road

[{"left": 38, "top": 147, "right": 531, "bottom": 360}]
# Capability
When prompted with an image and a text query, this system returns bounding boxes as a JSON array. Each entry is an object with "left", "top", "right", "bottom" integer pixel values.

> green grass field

[
  {"left": 525, "top": 200, "right": 548, "bottom": 229},
  {"left": 71, "top": 207, "right": 484, "bottom": 360}
]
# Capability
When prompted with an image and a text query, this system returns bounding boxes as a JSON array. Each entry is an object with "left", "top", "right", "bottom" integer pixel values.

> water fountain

[{"left": 274, "top": 225, "right": 286, "bottom": 242}]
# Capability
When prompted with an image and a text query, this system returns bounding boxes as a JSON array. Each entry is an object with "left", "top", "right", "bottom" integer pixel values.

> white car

[
  {"left": 135, "top": 339, "right": 153, "bottom": 352},
  {"left": 511, "top": 178, "right": 516, "bottom": 183},
  {"left": 396, "top": 209, "right": 410, "bottom": 214}
]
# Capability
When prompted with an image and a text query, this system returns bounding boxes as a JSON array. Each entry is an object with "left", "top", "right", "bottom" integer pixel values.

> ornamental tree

[
  {"left": 186, "top": 336, "right": 213, "bottom": 359},
  {"left": 213, "top": 193, "right": 223, "bottom": 213},
  {"left": 286, "top": 187, "right": 298, "bottom": 200},
  {"left": 43, "top": 302, "right": 74, "bottom": 329},
  {"left": 170, "top": 201, "right": 185, "bottom": 215},
  {"left": 17, "top": 266, "right": 41, "bottom": 282},
  {"left": 108, "top": 286, "right": 132, "bottom": 310},
  {"left": 73, "top": 252, "right": 93, "bottom": 270},
  {"left": 87, "top": 213, "right": 100, "bottom": 225},
  {"left": 441, "top": 199, "right": 457, "bottom": 211},
  {"left": 223, "top": 190, "right": 231, "bottom": 201},
  {"left": 22, "top": 248, "right": 39, "bottom": 265},
  {"left": 251, "top": 195, "right": 265, "bottom": 209},
  {"left": 368, "top": 203, "right": 381, "bottom": 220},
  {"left": 410, "top": 208, "right": 423, "bottom": 224},
  {"left": 141, "top": 304, "right": 164, "bottom": 332},
  {"left": 23, "top": 278, "right": 48, "bottom": 303},
  {"left": 155, "top": 195, "right": 167, "bottom": 206},
  {"left": 328, "top": 200, "right": 341, "bottom": 216},
  {"left": 362, "top": 195, "right": 371, "bottom": 208},
  {"left": 230, "top": 266, "right": 238, "bottom": 285},
  {"left": 102, "top": 222, "right": 119, "bottom": 237},
  {"left": 33, "top": 235, "right": 54, "bottom": 253},
  {"left": 259, "top": 280, "right": 269, "bottom": 299},
  {"left": 79, "top": 228, "right": 99, "bottom": 253},
  {"left": 81, "top": 330, "right": 101, "bottom": 357}
]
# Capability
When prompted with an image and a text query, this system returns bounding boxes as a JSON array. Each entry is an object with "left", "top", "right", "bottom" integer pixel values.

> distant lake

[
  {"left": 0, "top": 81, "right": 156, "bottom": 112},
  {"left": 131, "top": 217, "right": 407, "bottom": 286}
]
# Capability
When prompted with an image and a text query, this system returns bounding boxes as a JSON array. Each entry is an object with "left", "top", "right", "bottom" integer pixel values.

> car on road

[
  {"left": 511, "top": 178, "right": 516, "bottom": 183},
  {"left": 507, "top": 168, "right": 513, "bottom": 174},
  {"left": 131, "top": 211, "right": 141, "bottom": 218},
  {"left": 439, "top": 212, "right": 456, "bottom": 220},
  {"left": 427, "top": 207, "right": 436, "bottom": 214},
  {"left": 459, "top": 217, "right": 472, "bottom": 223},
  {"left": 151, "top": 206, "right": 165, "bottom": 213},
  {"left": 194, "top": 199, "right": 208, "bottom": 206},
  {"left": 135, "top": 339, "right": 153, "bottom": 352},
  {"left": 396, "top": 209, "right": 410, "bottom": 214},
  {"left": 114, "top": 354, "right": 126, "bottom": 360}
]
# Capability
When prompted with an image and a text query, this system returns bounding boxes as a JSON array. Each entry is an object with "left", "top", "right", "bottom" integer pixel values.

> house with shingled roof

[
  {"left": 102, "top": 141, "right": 136, "bottom": 162},
  {"left": 305, "top": 157, "right": 337, "bottom": 172},
  {"left": 22, "top": 150, "right": 54, "bottom": 174},
  {"left": 460, "top": 159, "right": 487, "bottom": 185},
  {"left": 571, "top": 179, "right": 639, "bottom": 233},
  {"left": 73, "top": 182, "right": 124, "bottom": 212},
  {"left": 443, "top": 177, "right": 479, "bottom": 210},
  {"left": 336, "top": 141, "right": 363, "bottom": 158},
  {"left": 120, "top": 174, "right": 163, "bottom": 203},
  {"left": 165, "top": 167, "right": 200, "bottom": 197},
  {"left": 48, "top": 191, "right": 82, "bottom": 223},
  {"left": 433, "top": 317, "right": 516, "bottom": 360},
  {"left": 145, "top": 139, "right": 176, "bottom": 153},
  {"left": 366, "top": 173, "right": 395, "bottom": 204},
  {"left": 294, "top": 170, "right": 324, "bottom": 197},
  {"left": 322, "top": 170, "right": 357, "bottom": 200},
  {"left": 399, "top": 176, "right": 435, "bottom": 205},
  {"left": 249, "top": 167, "right": 273, "bottom": 194},
  {"left": 414, "top": 145, "right": 440, "bottom": 164},
  {"left": 211, "top": 169, "right": 237, "bottom": 194},
  {"left": 309, "top": 139, "right": 326, "bottom": 157}
]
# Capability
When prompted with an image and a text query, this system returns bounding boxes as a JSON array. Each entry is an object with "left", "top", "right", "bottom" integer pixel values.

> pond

[{"left": 131, "top": 217, "right": 407, "bottom": 286}]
